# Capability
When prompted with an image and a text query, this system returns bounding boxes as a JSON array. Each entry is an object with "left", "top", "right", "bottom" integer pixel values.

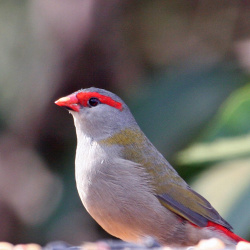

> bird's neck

[
  {"left": 99, "top": 127, "right": 146, "bottom": 146},
  {"left": 99, "top": 127, "right": 157, "bottom": 166}
]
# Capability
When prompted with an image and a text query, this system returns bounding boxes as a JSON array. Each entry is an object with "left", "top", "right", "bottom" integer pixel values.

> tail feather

[{"left": 207, "top": 221, "right": 249, "bottom": 243}]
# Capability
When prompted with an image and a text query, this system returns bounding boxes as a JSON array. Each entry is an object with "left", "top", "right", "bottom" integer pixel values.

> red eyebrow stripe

[{"left": 76, "top": 92, "right": 123, "bottom": 111}]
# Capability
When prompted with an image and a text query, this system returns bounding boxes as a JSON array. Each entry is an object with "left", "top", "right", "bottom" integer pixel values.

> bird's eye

[{"left": 88, "top": 97, "right": 101, "bottom": 107}]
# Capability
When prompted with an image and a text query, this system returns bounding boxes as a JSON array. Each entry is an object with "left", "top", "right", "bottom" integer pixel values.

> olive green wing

[{"left": 156, "top": 182, "right": 232, "bottom": 230}]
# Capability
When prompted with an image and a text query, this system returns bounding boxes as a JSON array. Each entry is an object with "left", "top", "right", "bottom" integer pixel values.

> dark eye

[{"left": 88, "top": 97, "right": 101, "bottom": 107}]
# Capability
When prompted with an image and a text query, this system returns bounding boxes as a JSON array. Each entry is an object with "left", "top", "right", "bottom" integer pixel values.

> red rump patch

[
  {"left": 189, "top": 220, "right": 248, "bottom": 243},
  {"left": 76, "top": 92, "right": 123, "bottom": 111},
  {"left": 206, "top": 221, "right": 248, "bottom": 243}
]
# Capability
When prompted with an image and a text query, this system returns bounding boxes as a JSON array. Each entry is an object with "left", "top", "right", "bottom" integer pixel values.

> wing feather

[{"left": 156, "top": 184, "right": 232, "bottom": 230}]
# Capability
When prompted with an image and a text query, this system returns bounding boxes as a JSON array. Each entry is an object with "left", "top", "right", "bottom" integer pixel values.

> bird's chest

[
  {"left": 75, "top": 154, "right": 120, "bottom": 217},
  {"left": 75, "top": 142, "right": 103, "bottom": 207},
  {"left": 74, "top": 143, "right": 147, "bottom": 241},
  {"left": 75, "top": 142, "right": 119, "bottom": 216},
  {"left": 75, "top": 157, "right": 134, "bottom": 239}
]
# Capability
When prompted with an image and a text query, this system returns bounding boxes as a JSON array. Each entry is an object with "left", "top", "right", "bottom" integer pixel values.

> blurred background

[{"left": 0, "top": 0, "right": 249, "bottom": 245}]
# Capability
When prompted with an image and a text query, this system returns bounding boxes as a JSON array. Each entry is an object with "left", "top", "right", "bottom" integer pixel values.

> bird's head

[{"left": 55, "top": 87, "right": 138, "bottom": 140}]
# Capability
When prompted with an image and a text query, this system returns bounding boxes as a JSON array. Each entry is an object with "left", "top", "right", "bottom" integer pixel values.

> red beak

[{"left": 55, "top": 93, "right": 80, "bottom": 112}]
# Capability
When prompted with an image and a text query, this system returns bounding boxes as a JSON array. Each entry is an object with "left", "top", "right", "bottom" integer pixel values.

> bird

[{"left": 55, "top": 87, "right": 248, "bottom": 247}]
